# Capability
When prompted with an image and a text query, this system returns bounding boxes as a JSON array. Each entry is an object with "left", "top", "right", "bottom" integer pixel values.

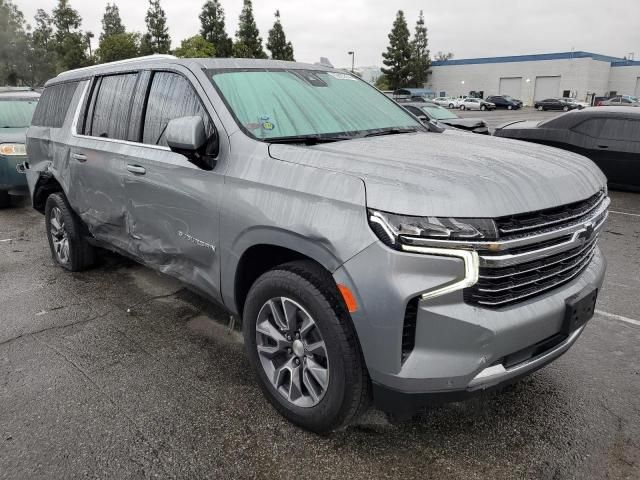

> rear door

[
  {"left": 122, "top": 67, "right": 227, "bottom": 301},
  {"left": 69, "top": 72, "right": 139, "bottom": 251}
]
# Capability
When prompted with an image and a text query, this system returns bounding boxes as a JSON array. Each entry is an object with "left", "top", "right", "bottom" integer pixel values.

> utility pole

[{"left": 348, "top": 51, "right": 355, "bottom": 73}]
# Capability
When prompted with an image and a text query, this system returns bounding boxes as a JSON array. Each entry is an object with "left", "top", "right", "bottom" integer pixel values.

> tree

[
  {"left": 100, "top": 3, "right": 125, "bottom": 42},
  {"left": 52, "top": 0, "right": 88, "bottom": 71},
  {"left": 199, "top": 0, "right": 232, "bottom": 57},
  {"left": 98, "top": 32, "right": 139, "bottom": 63},
  {"left": 29, "top": 9, "right": 57, "bottom": 85},
  {"left": 0, "top": 0, "right": 30, "bottom": 85},
  {"left": 266, "top": 10, "right": 294, "bottom": 61},
  {"left": 174, "top": 35, "right": 215, "bottom": 58},
  {"left": 409, "top": 10, "right": 430, "bottom": 87},
  {"left": 435, "top": 51, "right": 454, "bottom": 62},
  {"left": 140, "top": 0, "right": 171, "bottom": 55},
  {"left": 381, "top": 10, "right": 412, "bottom": 90},
  {"left": 233, "top": 0, "right": 267, "bottom": 59},
  {"left": 374, "top": 74, "right": 390, "bottom": 91}
]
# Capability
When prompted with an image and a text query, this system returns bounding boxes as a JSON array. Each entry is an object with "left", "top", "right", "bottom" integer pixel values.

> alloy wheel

[
  {"left": 255, "top": 297, "right": 329, "bottom": 408},
  {"left": 49, "top": 206, "right": 70, "bottom": 264}
]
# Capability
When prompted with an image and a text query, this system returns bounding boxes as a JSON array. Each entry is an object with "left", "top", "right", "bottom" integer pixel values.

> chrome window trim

[{"left": 70, "top": 76, "right": 171, "bottom": 152}]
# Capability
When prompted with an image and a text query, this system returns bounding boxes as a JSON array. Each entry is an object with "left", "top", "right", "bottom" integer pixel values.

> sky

[{"left": 13, "top": 0, "right": 640, "bottom": 67}]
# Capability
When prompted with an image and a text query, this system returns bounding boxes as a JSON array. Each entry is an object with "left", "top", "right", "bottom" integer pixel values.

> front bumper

[
  {"left": 0, "top": 154, "right": 28, "bottom": 193},
  {"left": 333, "top": 241, "right": 606, "bottom": 413}
]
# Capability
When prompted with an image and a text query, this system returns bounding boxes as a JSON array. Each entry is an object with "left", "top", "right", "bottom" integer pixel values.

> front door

[{"left": 122, "top": 69, "right": 226, "bottom": 302}]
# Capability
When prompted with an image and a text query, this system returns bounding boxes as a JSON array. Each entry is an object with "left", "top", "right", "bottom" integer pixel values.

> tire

[
  {"left": 45, "top": 192, "right": 96, "bottom": 271},
  {"left": 0, "top": 190, "right": 9, "bottom": 209},
  {"left": 460, "top": 105, "right": 466, "bottom": 110},
  {"left": 243, "top": 260, "right": 370, "bottom": 433},
  {"left": 563, "top": 106, "right": 569, "bottom": 112},
  {"left": 448, "top": 103, "right": 454, "bottom": 109},
  {"left": 480, "top": 105, "right": 486, "bottom": 111},
  {"left": 507, "top": 105, "right": 513, "bottom": 110},
  {"left": 537, "top": 105, "right": 544, "bottom": 111}
]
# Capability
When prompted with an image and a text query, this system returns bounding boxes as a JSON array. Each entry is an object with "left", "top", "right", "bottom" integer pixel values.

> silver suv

[{"left": 24, "top": 56, "right": 608, "bottom": 433}]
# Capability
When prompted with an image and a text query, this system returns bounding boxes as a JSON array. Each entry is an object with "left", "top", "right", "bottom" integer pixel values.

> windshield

[
  {"left": 208, "top": 69, "right": 421, "bottom": 140},
  {"left": 0, "top": 99, "right": 38, "bottom": 128},
  {"left": 420, "top": 104, "right": 458, "bottom": 120}
]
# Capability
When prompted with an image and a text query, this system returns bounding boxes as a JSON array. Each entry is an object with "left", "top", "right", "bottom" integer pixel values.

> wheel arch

[
  {"left": 32, "top": 173, "right": 64, "bottom": 213},
  {"left": 225, "top": 229, "right": 346, "bottom": 318}
]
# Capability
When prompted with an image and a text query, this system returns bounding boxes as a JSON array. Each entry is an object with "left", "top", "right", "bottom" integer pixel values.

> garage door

[
  {"left": 534, "top": 76, "right": 561, "bottom": 100},
  {"left": 635, "top": 77, "right": 640, "bottom": 97},
  {"left": 499, "top": 77, "right": 522, "bottom": 99}
]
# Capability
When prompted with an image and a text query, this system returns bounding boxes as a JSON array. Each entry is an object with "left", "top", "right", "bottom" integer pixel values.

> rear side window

[
  {"left": 143, "top": 71, "right": 213, "bottom": 146},
  {"left": 31, "top": 82, "right": 78, "bottom": 128},
  {"left": 86, "top": 73, "right": 138, "bottom": 140},
  {"left": 600, "top": 118, "right": 640, "bottom": 141}
]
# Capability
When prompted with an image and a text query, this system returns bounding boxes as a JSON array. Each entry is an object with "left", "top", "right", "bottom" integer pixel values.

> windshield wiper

[
  {"left": 360, "top": 127, "right": 419, "bottom": 138},
  {"left": 268, "top": 134, "right": 353, "bottom": 145}
]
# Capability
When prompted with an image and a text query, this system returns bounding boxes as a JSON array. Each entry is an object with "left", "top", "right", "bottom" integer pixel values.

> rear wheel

[
  {"left": 243, "top": 261, "right": 370, "bottom": 433},
  {"left": 460, "top": 105, "right": 466, "bottom": 110},
  {"left": 45, "top": 193, "right": 96, "bottom": 271}
]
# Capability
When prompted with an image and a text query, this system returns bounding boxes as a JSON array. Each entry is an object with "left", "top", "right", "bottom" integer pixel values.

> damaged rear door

[{"left": 122, "top": 68, "right": 226, "bottom": 302}]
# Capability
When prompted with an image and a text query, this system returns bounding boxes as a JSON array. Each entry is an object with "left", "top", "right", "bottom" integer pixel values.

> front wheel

[
  {"left": 537, "top": 105, "right": 544, "bottom": 111},
  {"left": 480, "top": 105, "right": 487, "bottom": 111},
  {"left": 460, "top": 105, "right": 466, "bottom": 110},
  {"left": 45, "top": 193, "right": 96, "bottom": 271},
  {"left": 243, "top": 261, "right": 370, "bottom": 433},
  {"left": 563, "top": 105, "right": 569, "bottom": 112},
  {"left": 507, "top": 105, "right": 513, "bottom": 110},
  {"left": 448, "top": 103, "right": 454, "bottom": 108}
]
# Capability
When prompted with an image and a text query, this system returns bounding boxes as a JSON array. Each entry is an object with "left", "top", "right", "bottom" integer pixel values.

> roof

[
  {"left": 432, "top": 51, "right": 625, "bottom": 67},
  {"left": 51, "top": 56, "right": 344, "bottom": 85},
  {"left": 611, "top": 59, "right": 640, "bottom": 67}
]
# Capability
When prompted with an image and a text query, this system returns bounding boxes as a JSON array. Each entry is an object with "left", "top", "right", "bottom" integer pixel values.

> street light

[{"left": 348, "top": 51, "right": 355, "bottom": 73}]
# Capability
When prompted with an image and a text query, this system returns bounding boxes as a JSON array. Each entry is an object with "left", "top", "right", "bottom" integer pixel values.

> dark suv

[{"left": 486, "top": 95, "right": 522, "bottom": 110}]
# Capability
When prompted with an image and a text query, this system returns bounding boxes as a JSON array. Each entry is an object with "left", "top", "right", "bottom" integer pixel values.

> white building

[{"left": 428, "top": 51, "right": 640, "bottom": 105}]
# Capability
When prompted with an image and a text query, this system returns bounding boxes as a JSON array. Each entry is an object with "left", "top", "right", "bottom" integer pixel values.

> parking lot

[
  {"left": 1, "top": 132, "right": 639, "bottom": 478},
  {"left": 456, "top": 106, "right": 562, "bottom": 131}
]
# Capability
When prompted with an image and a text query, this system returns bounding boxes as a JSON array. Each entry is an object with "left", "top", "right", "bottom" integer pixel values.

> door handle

[
  {"left": 71, "top": 152, "right": 87, "bottom": 162},
  {"left": 126, "top": 164, "right": 146, "bottom": 175},
  {"left": 597, "top": 145, "right": 609, "bottom": 149}
]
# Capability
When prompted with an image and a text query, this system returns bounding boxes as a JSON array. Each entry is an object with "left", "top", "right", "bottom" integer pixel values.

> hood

[
  {"left": 0, "top": 127, "right": 27, "bottom": 144},
  {"left": 495, "top": 120, "right": 540, "bottom": 131},
  {"left": 440, "top": 117, "right": 487, "bottom": 130},
  {"left": 268, "top": 130, "right": 606, "bottom": 218}
]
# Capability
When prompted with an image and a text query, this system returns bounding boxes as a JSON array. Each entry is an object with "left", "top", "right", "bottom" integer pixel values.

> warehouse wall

[
  {"left": 608, "top": 65, "right": 640, "bottom": 96},
  {"left": 427, "top": 57, "right": 612, "bottom": 104}
]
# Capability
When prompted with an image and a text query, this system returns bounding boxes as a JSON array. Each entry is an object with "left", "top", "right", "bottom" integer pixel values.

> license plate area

[{"left": 563, "top": 287, "right": 598, "bottom": 335}]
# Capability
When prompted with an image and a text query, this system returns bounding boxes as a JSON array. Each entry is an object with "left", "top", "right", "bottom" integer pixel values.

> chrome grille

[{"left": 465, "top": 192, "right": 608, "bottom": 308}]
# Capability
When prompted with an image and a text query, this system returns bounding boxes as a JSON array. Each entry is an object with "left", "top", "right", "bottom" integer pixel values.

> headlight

[
  {"left": 0, "top": 143, "right": 27, "bottom": 156},
  {"left": 369, "top": 209, "right": 498, "bottom": 248}
]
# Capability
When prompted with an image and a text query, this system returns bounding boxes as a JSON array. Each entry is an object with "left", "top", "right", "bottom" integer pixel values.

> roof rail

[{"left": 57, "top": 54, "right": 177, "bottom": 77}]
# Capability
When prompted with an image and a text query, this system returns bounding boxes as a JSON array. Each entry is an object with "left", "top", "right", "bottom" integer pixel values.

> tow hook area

[{"left": 16, "top": 161, "right": 29, "bottom": 174}]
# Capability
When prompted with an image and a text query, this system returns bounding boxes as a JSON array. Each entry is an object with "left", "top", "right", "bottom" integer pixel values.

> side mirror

[
  {"left": 418, "top": 115, "right": 429, "bottom": 123},
  {"left": 165, "top": 116, "right": 217, "bottom": 170},
  {"left": 166, "top": 116, "right": 207, "bottom": 152}
]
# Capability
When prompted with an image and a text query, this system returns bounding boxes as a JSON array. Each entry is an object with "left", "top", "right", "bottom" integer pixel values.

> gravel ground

[{"left": 1, "top": 188, "right": 639, "bottom": 479}]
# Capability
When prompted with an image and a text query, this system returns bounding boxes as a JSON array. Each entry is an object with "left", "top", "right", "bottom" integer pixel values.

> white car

[
  {"left": 433, "top": 97, "right": 453, "bottom": 107},
  {"left": 562, "top": 98, "right": 590, "bottom": 109},
  {"left": 458, "top": 98, "right": 496, "bottom": 111}
]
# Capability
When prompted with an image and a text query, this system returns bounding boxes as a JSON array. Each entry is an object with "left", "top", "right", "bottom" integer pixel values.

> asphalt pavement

[
  {"left": 456, "top": 106, "right": 561, "bottom": 131},
  {"left": 1, "top": 167, "right": 639, "bottom": 477}
]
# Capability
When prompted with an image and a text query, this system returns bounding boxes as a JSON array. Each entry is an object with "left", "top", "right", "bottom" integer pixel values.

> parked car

[
  {"left": 0, "top": 88, "right": 39, "bottom": 208},
  {"left": 486, "top": 95, "right": 522, "bottom": 110},
  {"left": 24, "top": 56, "right": 608, "bottom": 433},
  {"left": 432, "top": 96, "right": 453, "bottom": 107},
  {"left": 459, "top": 97, "right": 495, "bottom": 111},
  {"left": 599, "top": 96, "right": 640, "bottom": 107},
  {"left": 402, "top": 101, "right": 489, "bottom": 134},
  {"left": 494, "top": 107, "right": 640, "bottom": 191},
  {"left": 534, "top": 98, "right": 578, "bottom": 111},
  {"left": 562, "top": 97, "right": 590, "bottom": 109}
]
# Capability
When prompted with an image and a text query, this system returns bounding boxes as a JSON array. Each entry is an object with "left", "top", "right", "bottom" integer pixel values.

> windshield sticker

[
  {"left": 328, "top": 72, "right": 357, "bottom": 81},
  {"left": 261, "top": 120, "right": 275, "bottom": 131},
  {"left": 245, "top": 122, "right": 261, "bottom": 130}
]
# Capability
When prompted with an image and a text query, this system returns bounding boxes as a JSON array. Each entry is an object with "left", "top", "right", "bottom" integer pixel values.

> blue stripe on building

[{"left": 432, "top": 51, "right": 626, "bottom": 67}]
